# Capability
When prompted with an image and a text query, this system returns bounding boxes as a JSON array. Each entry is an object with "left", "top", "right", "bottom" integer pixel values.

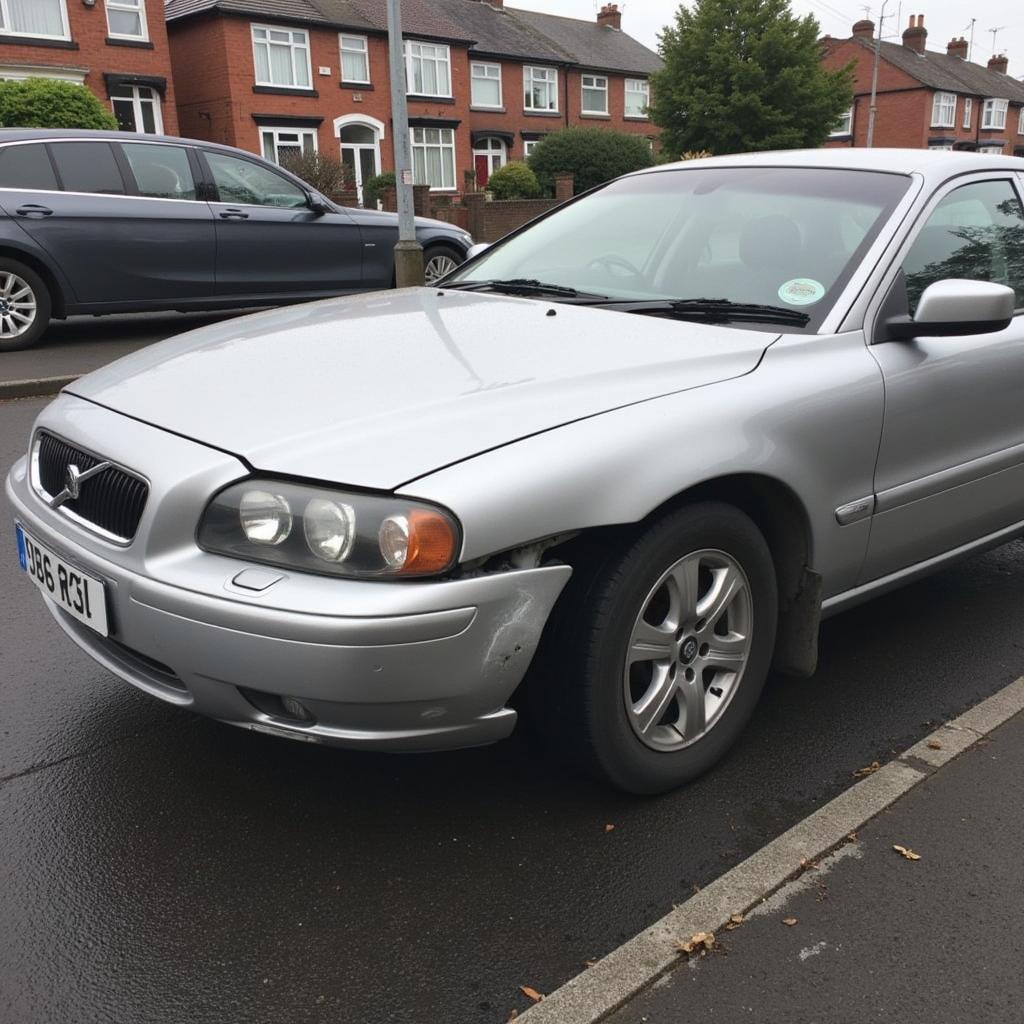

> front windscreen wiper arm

[
  {"left": 443, "top": 278, "right": 607, "bottom": 300},
  {"left": 595, "top": 297, "right": 812, "bottom": 328}
]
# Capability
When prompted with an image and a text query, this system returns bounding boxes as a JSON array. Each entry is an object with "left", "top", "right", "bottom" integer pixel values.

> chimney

[
  {"left": 987, "top": 53, "right": 1008, "bottom": 74},
  {"left": 597, "top": 3, "right": 621, "bottom": 30},
  {"left": 902, "top": 14, "right": 927, "bottom": 54},
  {"left": 852, "top": 19, "right": 875, "bottom": 40},
  {"left": 946, "top": 36, "right": 968, "bottom": 59}
]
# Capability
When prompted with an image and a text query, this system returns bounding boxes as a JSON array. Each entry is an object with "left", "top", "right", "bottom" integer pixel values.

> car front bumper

[{"left": 5, "top": 395, "right": 571, "bottom": 752}]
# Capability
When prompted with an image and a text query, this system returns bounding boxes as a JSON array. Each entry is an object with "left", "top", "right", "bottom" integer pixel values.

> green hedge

[
  {"left": 486, "top": 161, "right": 541, "bottom": 200},
  {"left": 527, "top": 127, "right": 653, "bottom": 195},
  {"left": 0, "top": 78, "right": 118, "bottom": 130}
]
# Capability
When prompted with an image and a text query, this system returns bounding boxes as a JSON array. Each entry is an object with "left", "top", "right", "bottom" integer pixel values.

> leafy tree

[
  {"left": 650, "top": 0, "right": 854, "bottom": 155},
  {"left": 486, "top": 161, "right": 540, "bottom": 200},
  {"left": 363, "top": 171, "right": 395, "bottom": 208},
  {"left": 280, "top": 150, "right": 354, "bottom": 198},
  {"left": 527, "top": 127, "right": 653, "bottom": 195},
  {"left": 0, "top": 78, "right": 118, "bottom": 130}
]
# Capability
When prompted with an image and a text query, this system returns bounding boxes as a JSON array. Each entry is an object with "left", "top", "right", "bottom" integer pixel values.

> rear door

[
  {"left": 199, "top": 148, "right": 364, "bottom": 297},
  {"left": 0, "top": 139, "right": 215, "bottom": 305}
]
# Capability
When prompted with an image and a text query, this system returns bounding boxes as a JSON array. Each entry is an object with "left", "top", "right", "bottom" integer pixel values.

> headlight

[{"left": 199, "top": 479, "right": 459, "bottom": 579}]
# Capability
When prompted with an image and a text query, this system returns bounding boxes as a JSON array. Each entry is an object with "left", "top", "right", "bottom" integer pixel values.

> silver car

[{"left": 7, "top": 149, "right": 1023, "bottom": 793}]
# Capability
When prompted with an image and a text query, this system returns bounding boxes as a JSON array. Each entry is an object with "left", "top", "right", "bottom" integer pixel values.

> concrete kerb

[
  {"left": 519, "top": 675, "right": 1024, "bottom": 1024},
  {"left": 0, "top": 376, "right": 77, "bottom": 400}
]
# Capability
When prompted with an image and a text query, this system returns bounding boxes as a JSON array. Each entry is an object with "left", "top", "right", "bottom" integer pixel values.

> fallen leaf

[
  {"left": 852, "top": 761, "right": 881, "bottom": 778},
  {"left": 846, "top": 831, "right": 858, "bottom": 842},
  {"left": 724, "top": 913, "right": 744, "bottom": 931},
  {"left": 677, "top": 931, "right": 716, "bottom": 955},
  {"left": 506, "top": 1012, "right": 518, "bottom": 1023},
  {"left": 519, "top": 986, "right": 543, "bottom": 1003},
  {"left": 799, "top": 858, "right": 819, "bottom": 871},
  {"left": 927, "top": 739, "right": 943, "bottom": 750},
  {"left": 583, "top": 959, "right": 598, "bottom": 968},
  {"left": 604, "top": 824, "right": 615, "bottom": 833},
  {"left": 893, "top": 845, "right": 922, "bottom": 861},
  {"left": 782, "top": 917, "right": 798, "bottom": 927}
]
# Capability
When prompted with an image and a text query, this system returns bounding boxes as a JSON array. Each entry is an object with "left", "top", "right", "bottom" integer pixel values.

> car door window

[
  {"left": 47, "top": 142, "right": 126, "bottom": 196},
  {"left": 902, "top": 180, "right": 1024, "bottom": 314},
  {"left": 120, "top": 143, "right": 197, "bottom": 201},
  {"left": 205, "top": 151, "right": 307, "bottom": 209},
  {"left": 0, "top": 144, "right": 59, "bottom": 191}
]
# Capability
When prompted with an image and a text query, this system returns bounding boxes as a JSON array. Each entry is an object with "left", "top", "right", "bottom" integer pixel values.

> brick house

[
  {"left": 822, "top": 16, "right": 1024, "bottom": 156},
  {"left": 163, "top": 0, "right": 661, "bottom": 200},
  {"left": 0, "top": 0, "right": 178, "bottom": 134}
]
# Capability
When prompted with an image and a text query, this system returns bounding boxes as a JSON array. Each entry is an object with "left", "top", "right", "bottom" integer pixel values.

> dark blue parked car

[{"left": 0, "top": 129, "right": 472, "bottom": 350}]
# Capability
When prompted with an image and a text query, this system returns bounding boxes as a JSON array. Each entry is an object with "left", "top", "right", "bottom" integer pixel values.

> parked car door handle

[
  {"left": 219, "top": 208, "right": 249, "bottom": 220},
  {"left": 15, "top": 204, "right": 53, "bottom": 218}
]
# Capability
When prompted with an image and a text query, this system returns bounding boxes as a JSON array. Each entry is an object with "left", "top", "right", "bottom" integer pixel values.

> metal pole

[
  {"left": 866, "top": 1, "right": 888, "bottom": 149},
  {"left": 386, "top": 0, "right": 424, "bottom": 287}
]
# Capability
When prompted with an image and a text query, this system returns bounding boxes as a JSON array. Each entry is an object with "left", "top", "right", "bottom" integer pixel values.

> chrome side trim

[{"left": 834, "top": 495, "right": 874, "bottom": 526}]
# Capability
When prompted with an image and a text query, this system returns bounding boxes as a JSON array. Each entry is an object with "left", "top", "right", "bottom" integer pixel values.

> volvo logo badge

[{"left": 49, "top": 461, "right": 110, "bottom": 509}]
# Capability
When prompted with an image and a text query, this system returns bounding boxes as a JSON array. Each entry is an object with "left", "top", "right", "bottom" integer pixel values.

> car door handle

[
  {"left": 219, "top": 209, "right": 249, "bottom": 220},
  {"left": 15, "top": 204, "right": 53, "bottom": 217}
]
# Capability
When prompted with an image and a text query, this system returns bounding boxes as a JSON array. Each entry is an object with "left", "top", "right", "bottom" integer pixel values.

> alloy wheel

[
  {"left": 424, "top": 254, "right": 459, "bottom": 285},
  {"left": 0, "top": 271, "right": 37, "bottom": 339}
]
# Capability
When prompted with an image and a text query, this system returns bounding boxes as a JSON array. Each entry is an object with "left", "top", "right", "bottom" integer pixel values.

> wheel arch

[{"left": 0, "top": 243, "right": 67, "bottom": 318}]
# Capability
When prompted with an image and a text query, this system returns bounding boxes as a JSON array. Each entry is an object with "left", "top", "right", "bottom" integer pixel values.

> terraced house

[
  {"left": 163, "top": 0, "right": 661, "bottom": 200},
  {"left": 0, "top": 0, "right": 178, "bottom": 133},
  {"left": 822, "top": 16, "right": 1024, "bottom": 155}
]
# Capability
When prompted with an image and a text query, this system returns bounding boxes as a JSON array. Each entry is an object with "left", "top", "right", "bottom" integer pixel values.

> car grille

[{"left": 35, "top": 432, "right": 148, "bottom": 543}]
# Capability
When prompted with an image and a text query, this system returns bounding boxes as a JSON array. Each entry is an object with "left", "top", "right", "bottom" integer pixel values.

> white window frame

[
  {"left": 581, "top": 73, "right": 608, "bottom": 115},
  {"left": 404, "top": 40, "right": 451, "bottom": 98},
  {"left": 251, "top": 23, "right": 312, "bottom": 90},
  {"left": 982, "top": 98, "right": 1008, "bottom": 130},
  {"left": 928, "top": 143, "right": 954, "bottom": 151},
  {"left": 524, "top": 65, "right": 558, "bottom": 112},
  {"left": 1019, "top": 106, "right": 1024, "bottom": 136},
  {"left": 931, "top": 91, "right": 956, "bottom": 128},
  {"left": 410, "top": 126, "right": 456, "bottom": 191},
  {"left": 105, "top": 0, "right": 147, "bottom": 41},
  {"left": 624, "top": 78, "right": 649, "bottom": 118},
  {"left": 339, "top": 34, "right": 370, "bottom": 84},
  {"left": 470, "top": 62, "right": 502, "bottom": 109},
  {"left": 963, "top": 97, "right": 972, "bottom": 129},
  {"left": 472, "top": 135, "right": 506, "bottom": 180},
  {"left": 829, "top": 105, "right": 854, "bottom": 137},
  {"left": 977, "top": 144, "right": 1004, "bottom": 155},
  {"left": 0, "top": 0, "right": 71, "bottom": 41},
  {"left": 523, "top": 138, "right": 543, "bottom": 158},
  {"left": 110, "top": 84, "right": 163, "bottom": 135},
  {"left": 260, "top": 126, "right": 318, "bottom": 164}
]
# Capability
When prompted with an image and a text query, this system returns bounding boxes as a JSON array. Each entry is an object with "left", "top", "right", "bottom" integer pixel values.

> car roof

[{"left": 0, "top": 128, "right": 255, "bottom": 157}]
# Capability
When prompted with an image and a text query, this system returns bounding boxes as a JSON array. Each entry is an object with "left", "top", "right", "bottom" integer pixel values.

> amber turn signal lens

[{"left": 403, "top": 509, "right": 456, "bottom": 575}]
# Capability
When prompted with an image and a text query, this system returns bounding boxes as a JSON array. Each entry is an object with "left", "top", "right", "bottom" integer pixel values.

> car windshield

[{"left": 447, "top": 166, "right": 911, "bottom": 331}]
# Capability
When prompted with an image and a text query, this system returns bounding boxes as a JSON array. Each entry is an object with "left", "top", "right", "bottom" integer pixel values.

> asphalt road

[{"left": 2, "top": 392, "right": 1024, "bottom": 1024}]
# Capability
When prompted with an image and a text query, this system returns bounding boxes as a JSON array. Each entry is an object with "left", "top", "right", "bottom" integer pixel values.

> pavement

[{"left": 2, "top": 325, "right": 1024, "bottom": 1024}]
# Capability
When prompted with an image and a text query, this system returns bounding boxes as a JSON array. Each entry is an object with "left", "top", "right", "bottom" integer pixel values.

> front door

[
  {"left": 339, "top": 124, "right": 380, "bottom": 206},
  {"left": 861, "top": 175, "right": 1024, "bottom": 582},
  {"left": 472, "top": 137, "right": 506, "bottom": 189}
]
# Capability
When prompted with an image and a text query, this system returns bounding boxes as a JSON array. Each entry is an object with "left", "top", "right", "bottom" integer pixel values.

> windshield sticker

[{"left": 778, "top": 278, "right": 826, "bottom": 306}]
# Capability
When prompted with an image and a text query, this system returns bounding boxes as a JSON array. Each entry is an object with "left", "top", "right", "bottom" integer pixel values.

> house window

[
  {"left": 523, "top": 138, "right": 543, "bottom": 158},
  {"left": 110, "top": 84, "right": 163, "bottom": 134},
  {"left": 405, "top": 41, "right": 451, "bottom": 98},
  {"left": 963, "top": 97, "right": 972, "bottom": 129},
  {"left": 410, "top": 126, "right": 456, "bottom": 190},
  {"left": 472, "top": 136, "right": 506, "bottom": 187},
  {"left": 261, "top": 127, "right": 317, "bottom": 164},
  {"left": 927, "top": 143, "right": 954, "bottom": 151},
  {"left": 471, "top": 62, "right": 502, "bottom": 108},
  {"left": 340, "top": 34, "right": 369, "bottom": 84},
  {"left": 1019, "top": 106, "right": 1024, "bottom": 135},
  {"left": 581, "top": 74, "right": 608, "bottom": 114},
  {"left": 251, "top": 24, "right": 312, "bottom": 90},
  {"left": 977, "top": 145, "right": 1004, "bottom": 155},
  {"left": 0, "top": 0, "right": 70, "bottom": 39},
  {"left": 625, "top": 78, "right": 649, "bottom": 118},
  {"left": 931, "top": 92, "right": 956, "bottom": 128},
  {"left": 982, "top": 98, "right": 1008, "bottom": 130},
  {"left": 106, "top": 0, "right": 146, "bottom": 39},
  {"left": 524, "top": 66, "right": 558, "bottom": 112},
  {"left": 830, "top": 106, "right": 854, "bottom": 136}
]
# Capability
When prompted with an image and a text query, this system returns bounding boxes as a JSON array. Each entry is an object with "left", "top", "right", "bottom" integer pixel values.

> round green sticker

[{"left": 778, "top": 278, "right": 826, "bottom": 306}]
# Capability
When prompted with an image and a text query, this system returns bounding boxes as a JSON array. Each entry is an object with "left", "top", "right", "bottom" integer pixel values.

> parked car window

[
  {"left": 48, "top": 142, "right": 126, "bottom": 196},
  {"left": 205, "top": 151, "right": 307, "bottom": 209},
  {"left": 902, "top": 180, "right": 1024, "bottom": 314},
  {"left": 120, "top": 143, "right": 197, "bottom": 201},
  {"left": 0, "top": 144, "right": 59, "bottom": 191}
]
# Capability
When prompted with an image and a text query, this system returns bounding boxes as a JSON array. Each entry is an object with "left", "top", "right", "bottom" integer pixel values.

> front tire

[
  {"left": 534, "top": 503, "right": 778, "bottom": 794},
  {"left": 423, "top": 244, "right": 463, "bottom": 286},
  {"left": 0, "top": 259, "right": 50, "bottom": 352}
]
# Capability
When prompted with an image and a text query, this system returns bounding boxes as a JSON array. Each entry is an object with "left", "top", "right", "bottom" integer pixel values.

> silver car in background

[{"left": 7, "top": 149, "right": 1024, "bottom": 793}]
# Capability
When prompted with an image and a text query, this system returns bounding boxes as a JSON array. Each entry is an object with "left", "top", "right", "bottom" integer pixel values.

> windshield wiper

[
  {"left": 594, "top": 298, "right": 812, "bottom": 328},
  {"left": 443, "top": 278, "right": 606, "bottom": 300}
]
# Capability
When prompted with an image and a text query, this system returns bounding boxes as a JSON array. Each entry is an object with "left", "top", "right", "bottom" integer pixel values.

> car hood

[{"left": 67, "top": 289, "right": 776, "bottom": 490}]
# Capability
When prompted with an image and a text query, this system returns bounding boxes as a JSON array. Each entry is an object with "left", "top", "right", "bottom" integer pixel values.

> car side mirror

[
  {"left": 466, "top": 242, "right": 491, "bottom": 259},
  {"left": 885, "top": 279, "right": 1015, "bottom": 340},
  {"left": 308, "top": 194, "right": 330, "bottom": 216}
]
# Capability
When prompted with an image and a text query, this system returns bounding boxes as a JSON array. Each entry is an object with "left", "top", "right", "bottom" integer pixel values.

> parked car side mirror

[
  {"left": 466, "top": 242, "right": 491, "bottom": 260},
  {"left": 308, "top": 194, "right": 330, "bottom": 216},
  {"left": 885, "top": 279, "right": 1015, "bottom": 340}
]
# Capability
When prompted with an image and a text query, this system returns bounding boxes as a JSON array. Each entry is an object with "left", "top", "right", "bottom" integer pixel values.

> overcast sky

[{"left": 509, "top": 0, "right": 1024, "bottom": 81}]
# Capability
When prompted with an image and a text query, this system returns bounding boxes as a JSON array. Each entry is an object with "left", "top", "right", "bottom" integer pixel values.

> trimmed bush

[
  {"left": 363, "top": 171, "right": 396, "bottom": 208},
  {"left": 279, "top": 150, "right": 353, "bottom": 197},
  {"left": 0, "top": 78, "right": 118, "bottom": 130},
  {"left": 486, "top": 161, "right": 541, "bottom": 200},
  {"left": 527, "top": 127, "right": 654, "bottom": 195}
]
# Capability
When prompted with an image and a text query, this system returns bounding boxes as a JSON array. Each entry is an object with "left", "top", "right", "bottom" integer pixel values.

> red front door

[{"left": 475, "top": 154, "right": 490, "bottom": 188}]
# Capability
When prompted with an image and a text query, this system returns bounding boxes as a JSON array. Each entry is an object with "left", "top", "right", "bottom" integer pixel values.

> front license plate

[{"left": 15, "top": 523, "right": 109, "bottom": 636}]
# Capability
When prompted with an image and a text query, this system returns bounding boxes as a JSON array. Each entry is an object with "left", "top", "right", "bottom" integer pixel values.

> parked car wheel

[
  {"left": 423, "top": 245, "right": 464, "bottom": 286},
  {"left": 0, "top": 259, "right": 50, "bottom": 352},
  {"left": 534, "top": 503, "right": 778, "bottom": 794}
]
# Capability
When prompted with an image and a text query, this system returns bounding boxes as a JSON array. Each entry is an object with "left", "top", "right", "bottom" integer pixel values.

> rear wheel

[
  {"left": 532, "top": 503, "right": 778, "bottom": 794},
  {"left": 423, "top": 244, "right": 463, "bottom": 286},
  {"left": 0, "top": 259, "right": 50, "bottom": 352}
]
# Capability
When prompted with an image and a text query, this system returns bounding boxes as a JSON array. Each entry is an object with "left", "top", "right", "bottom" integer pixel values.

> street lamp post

[{"left": 386, "top": 0, "right": 424, "bottom": 287}]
